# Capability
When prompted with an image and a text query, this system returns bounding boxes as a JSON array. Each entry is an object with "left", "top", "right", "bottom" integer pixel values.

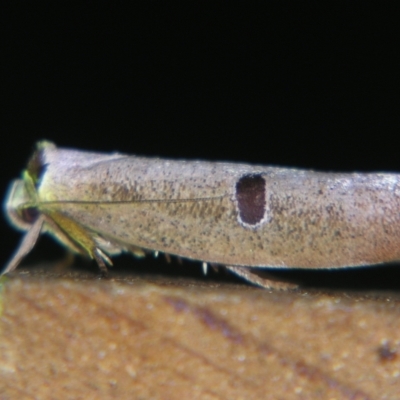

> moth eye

[{"left": 21, "top": 207, "right": 40, "bottom": 224}]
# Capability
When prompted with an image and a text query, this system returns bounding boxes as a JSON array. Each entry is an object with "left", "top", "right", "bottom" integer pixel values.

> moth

[{"left": 4, "top": 141, "right": 400, "bottom": 289}]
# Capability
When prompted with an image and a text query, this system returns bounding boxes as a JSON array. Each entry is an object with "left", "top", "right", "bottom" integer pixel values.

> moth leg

[
  {"left": 93, "top": 248, "right": 112, "bottom": 278},
  {"left": 225, "top": 266, "right": 298, "bottom": 290},
  {"left": 2, "top": 215, "right": 44, "bottom": 274}
]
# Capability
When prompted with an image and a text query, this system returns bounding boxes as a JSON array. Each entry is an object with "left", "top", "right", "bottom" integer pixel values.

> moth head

[
  {"left": 5, "top": 142, "right": 49, "bottom": 231},
  {"left": 4, "top": 176, "right": 39, "bottom": 231}
]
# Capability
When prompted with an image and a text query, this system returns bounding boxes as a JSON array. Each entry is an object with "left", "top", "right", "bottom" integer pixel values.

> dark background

[{"left": 2, "top": 2, "right": 400, "bottom": 289}]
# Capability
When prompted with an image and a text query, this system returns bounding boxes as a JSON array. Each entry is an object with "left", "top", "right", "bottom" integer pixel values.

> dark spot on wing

[{"left": 236, "top": 174, "right": 266, "bottom": 225}]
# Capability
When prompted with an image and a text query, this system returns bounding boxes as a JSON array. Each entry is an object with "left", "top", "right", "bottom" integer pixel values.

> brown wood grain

[{"left": 0, "top": 268, "right": 400, "bottom": 399}]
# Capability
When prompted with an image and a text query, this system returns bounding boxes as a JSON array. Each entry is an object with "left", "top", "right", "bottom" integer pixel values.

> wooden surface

[{"left": 1, "top": 268, "right": 400, "bottom": 399}]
